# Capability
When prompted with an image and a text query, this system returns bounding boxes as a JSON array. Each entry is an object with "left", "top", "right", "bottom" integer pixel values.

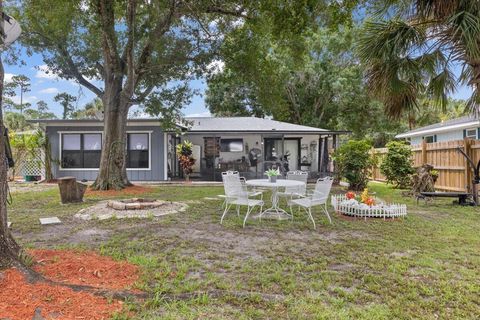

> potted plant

[
  {"left": 265, "top": 168, "right": 280, "bottom": 183},
  {"left": 176, "top": 140, "right": 196, "bottom": 182}
]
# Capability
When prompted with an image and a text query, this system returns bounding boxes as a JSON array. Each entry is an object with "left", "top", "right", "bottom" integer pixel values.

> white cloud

[
  {"left": 11, "top": 95, "right": 37, "bottom": 104},
  {"left": 35, "top": 64, "right": 59, "bottom": 80},
  {"left": 4, "top": 73, "right": 15, "bottom": 82},
  {"left": 39, "top": 87, "right": 59, "bottom": 94},
  {"left": 206, "top": 59, "right": 224, "bottom": 75}
]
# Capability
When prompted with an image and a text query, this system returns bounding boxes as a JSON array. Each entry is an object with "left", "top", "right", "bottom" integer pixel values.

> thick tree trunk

[
  {"left": 91, "top": 81, "right": 132, "bottom": 190},
  {"left": 0, "top": 33, "right": 21, "bottom": 268}
]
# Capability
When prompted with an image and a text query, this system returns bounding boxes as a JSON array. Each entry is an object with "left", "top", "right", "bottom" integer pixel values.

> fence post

[
  {"left": 464, "top": 138, "right": 472, "bottom": 193},
  {"left": 421, "top": 140, "right": 427, "bottom": 165}
]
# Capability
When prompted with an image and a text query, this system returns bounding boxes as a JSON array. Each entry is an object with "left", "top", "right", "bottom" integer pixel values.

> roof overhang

[
  {"left": 28, "top": 119, "right": 349, "bottom": 135},
  {"left": 396, "top": 120, "right": 480, "bottom": 139},
  {"left": 186, "top": 130, "right": 349, "bottom": 135}
]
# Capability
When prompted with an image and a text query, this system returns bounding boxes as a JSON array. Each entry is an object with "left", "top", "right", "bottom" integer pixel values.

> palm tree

[{"left": 357, "top": 1, "right": 480, "bottom": 121}]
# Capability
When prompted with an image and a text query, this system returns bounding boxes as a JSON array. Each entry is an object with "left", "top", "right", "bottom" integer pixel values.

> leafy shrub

[
  {"left": 380, "top": 141, "right": 414, "bottom": 188},
  {"left": 333, "top": 139, "right": 373, "bottom": 191},
  {"left": 176, "top": 140, "right": 196, "bottom": 180}
]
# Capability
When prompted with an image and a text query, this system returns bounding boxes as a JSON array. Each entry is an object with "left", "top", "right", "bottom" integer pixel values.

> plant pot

[{"left": 268, "top": 176, "right": 277, "bottom": 183}]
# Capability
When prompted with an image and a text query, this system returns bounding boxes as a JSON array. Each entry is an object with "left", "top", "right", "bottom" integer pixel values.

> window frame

[
  {"left": 126, "top": 131, "right": 152, "bottom": 171},
  {"left": 423, "top": 135, "right": 435, "bottom": 143},
  {"left": 59, "top": 131, "right": 103, "bottom": 171},
  {"left": 220, "top": 138, "right": 244, "bottom": 152},
  {"left": 465, "top": 129, "right": 477, "bottom": 139},
  {"left": 58, "top": 130, "right": 152, "bottom": 171}
]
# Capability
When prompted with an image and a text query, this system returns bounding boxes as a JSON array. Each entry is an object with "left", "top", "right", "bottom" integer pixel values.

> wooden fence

[{"left": 371, "top": 139, "right": 480, "bottom": 192}]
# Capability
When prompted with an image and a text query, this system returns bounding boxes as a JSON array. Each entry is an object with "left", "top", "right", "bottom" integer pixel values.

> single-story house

[
  {"left": 396, "top": 116, "right": 480, "bottom": 145},
  {"left": 31, "top": 116, "right": 348, "bottom": 182}
]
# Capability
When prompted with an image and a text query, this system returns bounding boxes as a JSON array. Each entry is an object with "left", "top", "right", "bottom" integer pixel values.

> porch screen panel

[{"left": 127, "top": 133, "right": 149, "bottom": 168}]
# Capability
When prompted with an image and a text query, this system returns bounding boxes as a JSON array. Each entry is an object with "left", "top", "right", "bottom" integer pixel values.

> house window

[
  {"left": 466, "top": 129, "right": 477, "bottom": 139},
  {"left": 61, "top": 133, "right": 102, "bottom": 168},
  {"left": 127, "top": 133, "right": 149, "bottom": 168},
  {"left": 220, "top": 138, "right": 243, "bottom": 152},
  {"left": 424, "top": 135, "right": 435, "bottom": 143}
]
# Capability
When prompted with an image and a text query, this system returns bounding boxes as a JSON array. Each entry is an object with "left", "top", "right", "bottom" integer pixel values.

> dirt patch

[
  {"left": 85, "top": 184, "right": 154, "bottom": 197},
  {"left": 75, "top": 200, "right": 188, "bottom": 220},
  {"left": 0, "top": 249, "right": 140, "bottom": 319}
]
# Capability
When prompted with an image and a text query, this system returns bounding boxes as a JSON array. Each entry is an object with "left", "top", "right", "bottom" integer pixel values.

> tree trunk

[
  {"left": 0, "top": 19, "right": 21, "bottom": 267},
  {"left": 91, "top": 81, "right": 132, "bottom": 190},
  {"left": 57, "top": 176, "right": 87, "bottom": 203}
]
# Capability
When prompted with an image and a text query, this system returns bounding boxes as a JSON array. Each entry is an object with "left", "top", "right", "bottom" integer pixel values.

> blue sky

[
  {"left": 4, "top": 52, "right": 474, "bottom": 118},
  {"left": 4, "top": 52, "right": 211, "bottom": 118}
]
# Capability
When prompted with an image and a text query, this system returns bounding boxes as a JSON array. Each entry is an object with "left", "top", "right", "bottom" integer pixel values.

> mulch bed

[
  {"left": 85, "top": 185, "right": 154, "bottom": 197},
  {"left": 0, "top": 249, "right": 140, "bottom": 319}
]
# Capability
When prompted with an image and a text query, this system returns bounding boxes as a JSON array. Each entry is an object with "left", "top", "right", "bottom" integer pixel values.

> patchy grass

[{"left": 6, "top": 182, "right": 480, "bottom": 319}]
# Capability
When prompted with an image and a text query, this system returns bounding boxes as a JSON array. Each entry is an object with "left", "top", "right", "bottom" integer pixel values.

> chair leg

[
  {"left": 305, "top": 207, "right": 316, "bottom": 229},
  {"left": 243, "top": 206, "right": 253, "bottom": 228},
  {"left": 221, "top": 203, "right": 232, "bottom": 224},
  {"left": 322, "top": 203, "right": 332, "bottom": 224}
]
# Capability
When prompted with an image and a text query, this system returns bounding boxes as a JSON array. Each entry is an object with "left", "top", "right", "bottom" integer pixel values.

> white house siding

[
  {"left": 46, "top": 125, "right": 166, "bottom": 181},
  {"left": 410, "top": 129, "right": 476, "bottom": 146}
]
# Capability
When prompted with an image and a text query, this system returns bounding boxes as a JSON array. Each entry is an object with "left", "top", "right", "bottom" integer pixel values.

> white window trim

[
  {"left": 126, "top": 131, "right": 152, "bottom": 171},
  {"left": 220, "top": 138, "right": 244, "bottom": 152},
  {"left": 466, "top": 129, "right": 477, "bottom": 139},
  {"left": 423, "top": 135, "right": 435, "bottom": 143},
  {"left": 58, "top": 131, "right": 103, "bottom": 171},
  {"left": 58, "top": 130, "right": 152, "bottom": 171}
]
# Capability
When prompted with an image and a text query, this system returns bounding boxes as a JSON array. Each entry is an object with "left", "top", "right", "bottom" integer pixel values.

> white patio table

[{"left": 245, "top": 179, "right": 305, "bottom": 220}]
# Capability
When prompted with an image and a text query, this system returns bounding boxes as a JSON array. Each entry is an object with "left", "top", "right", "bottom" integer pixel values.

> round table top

[{"left": 245, "top": 179, "right": 305, "bottom": 188}]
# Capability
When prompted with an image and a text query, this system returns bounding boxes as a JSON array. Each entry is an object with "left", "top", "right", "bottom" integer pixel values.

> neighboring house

[
  {"left": 396, "top": 116, "right": 480, "bottom": 145},
  {"left": 30, "top": 116, "right": 347, "bottom": 182}
]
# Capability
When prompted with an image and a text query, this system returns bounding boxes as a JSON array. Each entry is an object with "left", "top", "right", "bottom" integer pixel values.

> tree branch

[
  {"left": 204, "top": 6, "right": 249, "bottom": 19},
  {"left": 135, "top": 0, "right": 178, "bottom": 82},
  {"left": 130, "top": 85, "right": 155, "bottom": 104},
  {"left": 123, "top": 0, "right": 137, "bottom": 96},
  {"left": 95, "top": 0, "right": 122, "bottom": 73},
  {"left": 57, "top": 45, "right": 104, "bottom": 97}
]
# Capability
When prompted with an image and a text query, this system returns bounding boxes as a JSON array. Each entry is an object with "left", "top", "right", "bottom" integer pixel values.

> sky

[
  {"left": 4, "top": 51, "right": 212, "bottom": 118},
  {"left": 3, "top": 51, "right": 474, "bottom": 119}
]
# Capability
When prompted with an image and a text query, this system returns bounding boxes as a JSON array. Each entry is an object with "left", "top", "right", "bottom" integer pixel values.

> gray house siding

[{"left": 46, "top": 125, "right": 166, "bottom": 181}]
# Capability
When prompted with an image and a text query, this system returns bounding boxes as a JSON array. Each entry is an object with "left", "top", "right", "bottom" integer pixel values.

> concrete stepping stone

[{"left": 39, "top": 217, "right": 62, "bottom": 225}]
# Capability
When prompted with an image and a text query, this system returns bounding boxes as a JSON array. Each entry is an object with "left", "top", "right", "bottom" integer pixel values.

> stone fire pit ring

[{"left": 107, "top": 198, "right": 165, "bottom": 210}]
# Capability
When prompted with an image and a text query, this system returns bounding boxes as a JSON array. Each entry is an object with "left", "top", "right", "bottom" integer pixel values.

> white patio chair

[
  {"left": 218, "top": 172, "right": 263, "bottom": 209},
  {"left": 288, "top": 176, "right": 333, "bottom": 229},
  {"left": 221, "top": 173, "right": 264, "bottom": 227},
  {"left": 278, "top": 171, "right": 308, "bottom": 204}
]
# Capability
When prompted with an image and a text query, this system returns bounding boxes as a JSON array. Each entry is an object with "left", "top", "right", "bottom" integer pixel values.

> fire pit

[
  {"left": 107, "top": 198, "right": 165, "bottom": 210},
  {"left": 75, "top": 198, "right": 188, "bottom": 221}
]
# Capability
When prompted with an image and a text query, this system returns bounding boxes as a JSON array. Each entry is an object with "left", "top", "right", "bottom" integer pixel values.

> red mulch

[
  {"left": 31, "top": 249, "right": 140, "bottom": 290},
  {"left": 0, "top": 249, "right": 140, "bottom": 319},
  {"left": 85, "top": 185, "right": 153, "bottom": 197}
]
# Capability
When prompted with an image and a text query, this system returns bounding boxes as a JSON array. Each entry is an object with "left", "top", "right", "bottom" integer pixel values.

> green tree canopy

[
  {"left": 357, "top": 0, "right": 480, "bottom": 119},
  {"left": 54, "top": 92, "right": 77, "bottom": 119}
]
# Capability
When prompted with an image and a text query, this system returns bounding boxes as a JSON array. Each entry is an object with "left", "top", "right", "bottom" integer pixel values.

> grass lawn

[{"left": 6, "top": 182, "right": 480, "bottom": 319}]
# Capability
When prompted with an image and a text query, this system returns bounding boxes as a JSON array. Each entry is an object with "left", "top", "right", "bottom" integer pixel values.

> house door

[
  {"left": 264, "top": 138, "right": 300, "bottom": 172},
  {"left": 284, "top": 140, "right": 299, "bottom": 171}
]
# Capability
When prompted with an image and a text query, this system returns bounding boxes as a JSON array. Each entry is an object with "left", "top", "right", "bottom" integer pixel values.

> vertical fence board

[{"left": 371, "top": 139, "right": 474, "bottom": 192}]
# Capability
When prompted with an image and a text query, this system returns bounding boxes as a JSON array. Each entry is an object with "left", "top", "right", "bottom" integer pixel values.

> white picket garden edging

[{"left": 331, "top": 195, "right": 407, "bottom": 220}]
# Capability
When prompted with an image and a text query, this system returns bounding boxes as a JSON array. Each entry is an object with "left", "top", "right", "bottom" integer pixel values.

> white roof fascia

[{"left": 396, "top": 121, "right": 480, "bottom": 138}]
